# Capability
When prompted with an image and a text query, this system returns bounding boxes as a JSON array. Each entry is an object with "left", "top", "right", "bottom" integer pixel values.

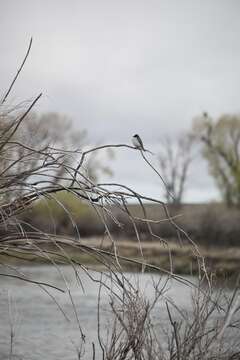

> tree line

[
  {"left": 1, "top": 108, "right": 240, "bottom": 207},
  {"left": 159, "top": 112, "right": 240, "bottom": 207}
]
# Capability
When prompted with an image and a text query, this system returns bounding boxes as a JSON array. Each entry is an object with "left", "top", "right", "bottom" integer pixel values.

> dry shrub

[{"left": 0, "top": 39, "right": 239, "bottom": 360}]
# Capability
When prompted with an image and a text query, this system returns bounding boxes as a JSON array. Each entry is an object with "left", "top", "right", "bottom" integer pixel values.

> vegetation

[
  {"left": 18, "top": 198, "right": 240, "bottom": 247},
  {"left": 193, "top": 112, "right": 240, "bottom": 207},
  {"left": 0, "top": 39, "right": 240, "bottom": 359},
  {"left": 14, "top": 199, "right": 239, "bottom": 276}
]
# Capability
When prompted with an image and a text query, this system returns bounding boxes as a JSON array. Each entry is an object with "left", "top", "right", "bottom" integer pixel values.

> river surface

[{"left": 0, "top": 265, "right": 203, "bottom": 359}]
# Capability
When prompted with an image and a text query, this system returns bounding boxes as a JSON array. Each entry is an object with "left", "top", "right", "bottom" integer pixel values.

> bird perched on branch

[{"left": 132, "top": 134, "right": 154, "bottom": 154}]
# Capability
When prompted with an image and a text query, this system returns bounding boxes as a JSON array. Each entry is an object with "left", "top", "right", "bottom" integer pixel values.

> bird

[
  {"left": 132, "top": 134, "right": 145, "bottom": 150},
  {"left": 132, "top": 134, "right": 154, "bottom": 154}
]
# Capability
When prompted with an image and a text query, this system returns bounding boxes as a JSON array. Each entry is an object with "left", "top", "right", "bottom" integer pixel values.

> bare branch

[{"left": 1, "top": 37, "right": 33, "bottom": 104}]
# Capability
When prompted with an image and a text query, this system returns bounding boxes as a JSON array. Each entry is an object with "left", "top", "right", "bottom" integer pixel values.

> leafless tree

[{"left": 158, "top": 133, "right": 195, "bottom": 205}]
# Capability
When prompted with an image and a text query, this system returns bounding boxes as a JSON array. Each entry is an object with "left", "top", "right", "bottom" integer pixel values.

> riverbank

[
  {"left": 78, "top": 237, "right": 240, "bottom": 277},
  {"left": 2, "top": 237, "right": 240, "bottom": 278}
]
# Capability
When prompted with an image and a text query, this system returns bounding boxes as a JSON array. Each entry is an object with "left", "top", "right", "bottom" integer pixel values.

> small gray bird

[
  {"left": 132, "top": 134, "right": 145, "bottom": 150},
  {"left": 132, "top": 134, "right": 154, "bottom": 154}
]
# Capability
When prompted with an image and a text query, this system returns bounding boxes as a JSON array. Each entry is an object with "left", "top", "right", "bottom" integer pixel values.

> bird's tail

[{"left": 143, "top": 148, "right": 154, "bottom": 155}]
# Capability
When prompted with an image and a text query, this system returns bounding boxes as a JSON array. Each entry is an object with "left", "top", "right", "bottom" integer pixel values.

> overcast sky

[{"left": 1, "top": 0, "right": 240, "bottom": 202}]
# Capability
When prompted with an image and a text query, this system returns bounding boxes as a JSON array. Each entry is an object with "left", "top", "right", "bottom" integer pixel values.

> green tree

[{"left": 193, "top": 112, "right": 240, "bottom": 207}]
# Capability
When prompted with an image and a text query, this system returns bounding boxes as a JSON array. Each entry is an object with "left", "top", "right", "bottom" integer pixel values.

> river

[{"left": 0, "top": 265, "right": 218, "bottom": 359}]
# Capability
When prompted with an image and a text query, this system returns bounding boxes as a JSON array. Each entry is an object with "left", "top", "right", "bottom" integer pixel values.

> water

[{"left": 0, "top": 265, "right": 196, "bottom": 359}]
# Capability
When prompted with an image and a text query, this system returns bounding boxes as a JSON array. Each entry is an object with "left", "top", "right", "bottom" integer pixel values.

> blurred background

[{"left": 1, "top": 0, "right": 240, "bottom": 202}]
